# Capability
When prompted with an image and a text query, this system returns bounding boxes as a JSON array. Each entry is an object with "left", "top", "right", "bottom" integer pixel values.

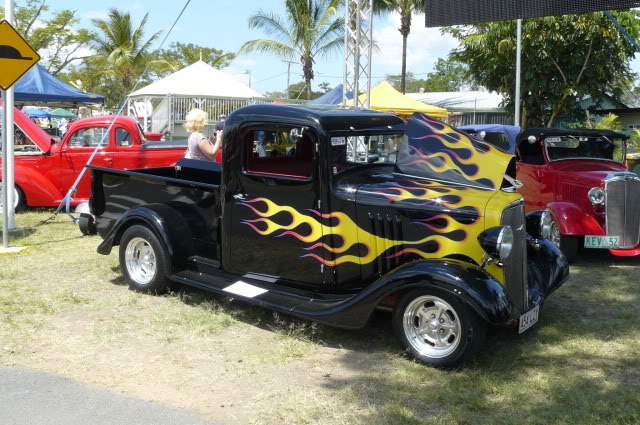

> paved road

[{"left": 0, "top": 367, "right": 224, "bottom": 425}]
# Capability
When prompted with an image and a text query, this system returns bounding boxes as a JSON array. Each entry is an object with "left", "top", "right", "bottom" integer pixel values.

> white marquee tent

[
  {"left": 130, "top": 60, "right": 264, "bottom": 98},
  {"left": 128, "top": 61, "right": 264, "bottom": 137}
]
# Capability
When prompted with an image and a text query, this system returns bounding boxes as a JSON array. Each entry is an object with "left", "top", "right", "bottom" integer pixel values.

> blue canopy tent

[
  {"left": 308, "top": 84, "right": 354, "bottom": 105},
  {"left": 1, "top": 64, "right": 104, "bottom": 107},
  {"left": 22, "top": 106, "right": 51, "bottom": 119},
  {"left": 458, "top": 124, "right": 521, "bottom": 154}
]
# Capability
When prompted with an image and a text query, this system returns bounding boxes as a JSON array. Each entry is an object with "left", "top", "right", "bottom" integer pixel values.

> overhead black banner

[{"left": 425, "top": 0, "right": 640, "bottom": 27}]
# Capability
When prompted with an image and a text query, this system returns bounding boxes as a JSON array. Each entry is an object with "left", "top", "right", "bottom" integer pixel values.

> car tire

[
  {"left": 119, "top": 225, "right": 170, "bottom": 294},
  {"left": 549, "top": 218, "right": 579, "bottom": 262},
  {"left": 0, "top": 185, "right": 25, "bottom": 212},
  {"left": 78, "top": 213, "right": 97, "bottom": 236},
  {"left": 392, "top": 288, "right": 486, "bottom": 368}
]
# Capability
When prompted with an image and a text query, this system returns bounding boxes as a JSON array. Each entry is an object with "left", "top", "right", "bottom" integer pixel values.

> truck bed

[{"left": 89, "top": 159, "right": 222, "bottom": 259}]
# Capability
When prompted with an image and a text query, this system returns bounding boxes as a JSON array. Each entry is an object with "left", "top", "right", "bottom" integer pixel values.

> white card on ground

[{"left": 223, "top": 281, "right": 268, "bottom": 298}]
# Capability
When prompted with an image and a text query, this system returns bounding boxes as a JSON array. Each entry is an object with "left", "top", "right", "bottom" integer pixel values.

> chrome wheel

[
  {"left": 124, "top": 237, "right": 157, "bottom": 285},
  {"left": 403, "top": 295, "right": 461, "bottom": 359},
  {"left": 550, "top": 221, "right": 561, "bottom": 248}
]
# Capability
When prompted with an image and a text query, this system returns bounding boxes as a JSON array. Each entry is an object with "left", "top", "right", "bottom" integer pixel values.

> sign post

[{"left": 0, "top": 3, "right": 40, "bottom": 251}]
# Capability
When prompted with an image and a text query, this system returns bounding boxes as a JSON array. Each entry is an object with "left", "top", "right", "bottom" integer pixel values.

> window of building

[{"left": 245, "top": 128, "right": 314, "bottom": 179}]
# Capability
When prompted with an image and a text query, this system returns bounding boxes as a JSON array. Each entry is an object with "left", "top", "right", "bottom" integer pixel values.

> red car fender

[
  {"left": 546, "top": 202, "right": 604, "bottom": 236},
  {"left": 13, "top": 166, "right": 64, "bottom": 207}
]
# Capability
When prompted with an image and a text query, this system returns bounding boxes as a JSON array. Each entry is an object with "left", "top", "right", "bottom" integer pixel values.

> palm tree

[
  {"left": 240, "top": 0, "right": 344, "bottom": 100},
  {"left": 88, "top": 9, "right": 169, "bottom": 97},
  {"left": 376, "top": 0, "right": 425, "bottom": 94}
]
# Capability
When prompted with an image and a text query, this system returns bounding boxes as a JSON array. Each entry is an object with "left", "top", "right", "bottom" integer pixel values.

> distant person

[
  {"left": 185, "top": 108, "right": 221, "bottom": 161},
  {"left": 215, "top": 114, "right": 226, "bottom": 131}
]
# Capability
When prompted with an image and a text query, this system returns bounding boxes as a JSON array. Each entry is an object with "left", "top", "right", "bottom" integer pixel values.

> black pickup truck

[{"left": 89, "top": 105, "right": 568, "bottom": 367}]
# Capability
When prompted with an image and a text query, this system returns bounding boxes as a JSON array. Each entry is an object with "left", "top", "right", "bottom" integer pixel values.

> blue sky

[{"left": 49, "top": 0, "right": 459, "bottom": 95}]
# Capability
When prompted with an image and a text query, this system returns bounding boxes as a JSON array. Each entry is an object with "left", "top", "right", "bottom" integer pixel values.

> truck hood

[
  {"left": 397, "top": 113, "right": 514, "bottom": 190},
  {"left": 0, "top": 99, "right": 54, "bottom": 153},
  {"left": 549, "top": 160, "right": 625, "bottom": 183}
]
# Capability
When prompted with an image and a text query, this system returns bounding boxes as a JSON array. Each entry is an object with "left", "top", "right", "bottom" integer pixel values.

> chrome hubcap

[
  {"left": 550, "top": 222, "right": 561, "bottom": 248},
  {"left": 403, "top": 295, "right": 461, "bottom": 358},
  {"left": 125, "top": 237, "right": 156, "bottom": 285}
]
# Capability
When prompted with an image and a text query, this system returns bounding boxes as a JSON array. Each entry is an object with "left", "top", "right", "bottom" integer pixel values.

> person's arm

[{"left": 197, "top": 131, "right": 222, "bottom": 160}]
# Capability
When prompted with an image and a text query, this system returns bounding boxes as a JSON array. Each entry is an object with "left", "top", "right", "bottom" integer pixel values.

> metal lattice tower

[{"left": 343, "top": 0, "right": 374, "bottom": 109}]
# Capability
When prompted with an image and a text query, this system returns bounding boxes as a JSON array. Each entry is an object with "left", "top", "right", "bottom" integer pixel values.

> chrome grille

[
  {"left": 501, "top": 200, "right": 528, "bottom": 314},
  {"left": 605, "top": 174, "right": 640, "bottom": 249}
]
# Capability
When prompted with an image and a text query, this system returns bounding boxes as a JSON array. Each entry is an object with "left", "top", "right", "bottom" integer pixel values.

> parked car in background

[
  {"left": 88, "top": 105, "right": 568, "bottom": 367},
  {"left": 0, "top": 103, "right": 186, "bottom": 210},
  {"left": 516, "top": 128, "right": 637, "bottom": 261},
  {"left": 458, "top": 124, "right": 521, "bottom": 154}
]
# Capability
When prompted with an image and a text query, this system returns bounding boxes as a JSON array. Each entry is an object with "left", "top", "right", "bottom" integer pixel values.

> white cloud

[{"left": 372, "top": 12, "right": 459, "bottom": 76}]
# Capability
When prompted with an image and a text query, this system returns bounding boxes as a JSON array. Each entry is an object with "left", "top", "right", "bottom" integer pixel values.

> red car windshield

[{"left": 545, "top": 136, "right": 626, "bottom": 163}]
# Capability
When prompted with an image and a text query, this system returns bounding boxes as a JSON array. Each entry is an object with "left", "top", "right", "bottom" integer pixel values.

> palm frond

[{"left": 240, "top": 39, "right": 298, "bottom": 59}]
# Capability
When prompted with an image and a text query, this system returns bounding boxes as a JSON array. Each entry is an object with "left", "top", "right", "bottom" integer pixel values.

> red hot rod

[{"left": 516, "top": 128, "right": 638, "bottom": 261}]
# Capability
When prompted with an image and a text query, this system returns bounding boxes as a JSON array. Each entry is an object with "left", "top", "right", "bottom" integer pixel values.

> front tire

[
  {"left": 0, "top": 185, "right": 25, "bottom": 211},
  {"left": 549, "top": 219, "right": 579, "bottom": 262},
  {"left": 392, "top": 288, "right": 486, "bottom": 367},
  {"left": 119, "top": 225, "right": 170, "bottom": 294}
]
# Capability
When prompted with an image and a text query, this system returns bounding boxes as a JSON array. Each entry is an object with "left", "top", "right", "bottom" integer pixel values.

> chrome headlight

[
  {"left": 478, "top": 226, "right": 514, "bottom": 261},
  {"left": 588, "top": 187, "right": 605, "bottom": 205}
]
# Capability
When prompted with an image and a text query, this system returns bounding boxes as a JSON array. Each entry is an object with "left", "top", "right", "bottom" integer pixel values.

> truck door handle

[
  {"left": 233, "top": 194, "right": 246, "bottom": 200},
  {"left": 105, "top": 158, "right": 113, "bottom": 165}
]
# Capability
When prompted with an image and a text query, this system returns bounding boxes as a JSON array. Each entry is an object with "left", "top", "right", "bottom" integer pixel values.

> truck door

[
  {"left": 59, "top": 125, "right": 110, "bottom": 201},
  {"left": 227, "top": 126, "right": 326, "bottom": 285}
]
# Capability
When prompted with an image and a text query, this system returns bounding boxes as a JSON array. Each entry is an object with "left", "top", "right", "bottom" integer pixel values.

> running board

[{"left": 169, "top": 270, "right": 365, "bottom": 329}]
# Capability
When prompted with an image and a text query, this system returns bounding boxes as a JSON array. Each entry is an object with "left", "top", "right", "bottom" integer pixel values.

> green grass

[{"left": 1, "top": 211, "right": 639, "bottom": 425}]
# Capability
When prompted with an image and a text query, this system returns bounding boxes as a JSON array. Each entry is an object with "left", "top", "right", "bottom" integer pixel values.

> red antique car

[
  {"left": 516, "top": 128, "right": 637, "bottom": 261},
  {"left": 0, "top": 104, "right": 187, "bottom": 209}
]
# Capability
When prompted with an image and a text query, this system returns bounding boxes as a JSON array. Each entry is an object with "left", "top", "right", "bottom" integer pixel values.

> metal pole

[
  {"left": 514, "top": 19, "right": 522, "bottom": 127},
  {"left": 5, "top": 0, "right": 16, "bottom": 234},
  {"left": 365, "top": 0, "right": 373, "bottom": 109},
  {"left": 342, "top": 0, "right": 350, "bottom": 106},
  {"left": 1, "top": 89, "right": 8, "bottom": 248}
]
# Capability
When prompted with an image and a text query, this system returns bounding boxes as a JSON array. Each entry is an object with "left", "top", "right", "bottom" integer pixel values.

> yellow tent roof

[{"left": 350, "top": 81, "right": 448, "bottom": 118}]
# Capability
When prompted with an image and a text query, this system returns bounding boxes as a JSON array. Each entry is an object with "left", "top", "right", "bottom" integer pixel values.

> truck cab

[{"left": 90, "top": 105, "right": 569, "bottom": 367}]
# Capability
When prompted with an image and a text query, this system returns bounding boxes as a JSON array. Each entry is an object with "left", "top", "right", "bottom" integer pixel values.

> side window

[
  {"left": 69, "top": 127, "right": 108, "bottom": 148},
  {"left": 518, "top": 141, "right": 545, "bottom": 165},
  {"left": 116, "top": 128, "right": 133, "bottom": 146},
  {"left": 245, "top": 128, "right": 313, "bottom": 179}
]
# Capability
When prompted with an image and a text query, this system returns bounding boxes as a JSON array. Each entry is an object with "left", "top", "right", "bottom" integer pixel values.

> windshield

[
  {"left": 544, "top": 135, "right": 625, "bottom": 163},
  {"left": 331, "top": 133, "right": 403, "bottom": 175}
]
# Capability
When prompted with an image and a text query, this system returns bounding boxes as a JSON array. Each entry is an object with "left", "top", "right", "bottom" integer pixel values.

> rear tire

[
  {"left": 119, "top": 225, "right": 170, "bottom": 294},
  {"left": 392, "top": 288, "right": 486, "bottom": 368},
  {"left": 78, "top": 213, "right": 97, "bottom": 236}
]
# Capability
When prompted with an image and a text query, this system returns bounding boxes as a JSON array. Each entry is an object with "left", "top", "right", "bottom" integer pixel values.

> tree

[
  {"left": 375, "top": 0, "right": 425, "bottom": 94},
  {"left": 387, "top": 58, "right": 474, "bottom": 92},
  {"left": 240, "top": 0, "right": 344, "bottom": 100},
  {"left": 87, "top": 9, "right": 171, "bottom": 103},
  {"left": 1, "top": 0, "right": 92, "bottom": 75},
  {"left": 446, "top": 11, "right": 640, "bottom": 127},
  {"left": 153, "top": 42, "right": 236, "bottom": 78},
  {"left": 264, "top": 81, "right": 327, "bottom": 99}
]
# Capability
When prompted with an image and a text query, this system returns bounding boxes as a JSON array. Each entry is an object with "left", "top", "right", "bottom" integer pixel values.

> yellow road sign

[{"left": 0, "top": 20, "right": 40, "bottom": 90}]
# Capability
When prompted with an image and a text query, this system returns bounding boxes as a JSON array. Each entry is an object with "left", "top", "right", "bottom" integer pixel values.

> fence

[{"left": 129, "top": 95, "right": 306, "bottom": 138}]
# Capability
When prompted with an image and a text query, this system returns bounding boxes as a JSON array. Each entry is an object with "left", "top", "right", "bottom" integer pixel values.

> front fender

[
  {"left": 527, "top": 238, "right": 569, "bottom": 307},
  {"left": 547, "top": 201, "right": 603, "bottom": 236},
  {"left": 96, "top": 204, "right": 194, "bottom": 263},
  {"left": 12, "top": 165, "right": 63, "bottom": 207},
  {"left": 296, "top": 259, "right": 520, "bottom": 329}
]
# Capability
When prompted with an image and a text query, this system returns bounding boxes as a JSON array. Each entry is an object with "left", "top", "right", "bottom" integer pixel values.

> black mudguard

[
  {"left": 295, "top": 259, "right": 521, "bottom": 329},
  {"left": 526, "top": 238, "right": 570, "bottom": 308},
  {"left": 96, "top": 204, "right": 194, "bottom": 262}
]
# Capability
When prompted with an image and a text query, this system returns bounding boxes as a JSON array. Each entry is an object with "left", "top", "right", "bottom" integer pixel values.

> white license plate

[
  {"left": 584, "top": 235, "right": 620, "bottom": 249},
  {"left": 518, "top": 305, "right": 540, "bottom": 334}
]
